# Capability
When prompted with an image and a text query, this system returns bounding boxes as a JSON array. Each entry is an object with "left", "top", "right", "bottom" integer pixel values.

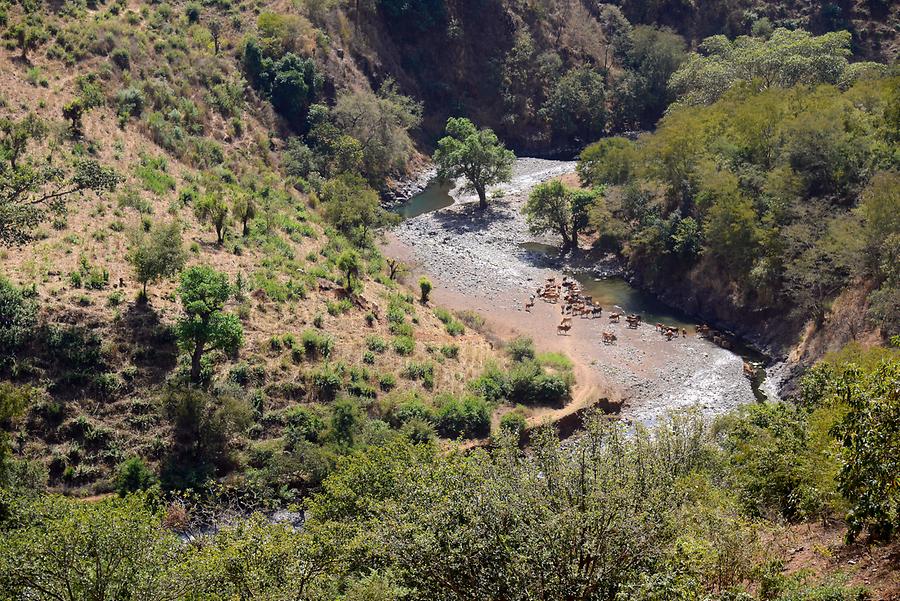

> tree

[
  {"left": 523, "top": 180, "right": 594, "bottom": 251},
  {"left": 418, "top": 277, "right": 432, "bottom": 303},
  {"left": 669, "top": 29, "right": 852, "bottom": 106},
  {"left": 830, "top": 359, "right": 900, "bottom": 541},
  {"left": 10, "top": 14, "right": 48, "bottom": 61},
  {"left": 0, "top": 495, "right": 186, "bottom": 600},
  {"left": 433, "top": 118, "right": 515, "bottom": 211},
  {"left": 577, "top": 137, "right": 638, "bottom": 186},
  {"left": 1, "top": 114, "right": 120, "bottom": 245},
  {"left": 126, "top": 220, "right": 187, "bottom": 300},
  {"left": 208, "top": 19, "right": 224, "bottom": 55},
  {"left": 336, "top": 249, "right": 360, "bottom": 290},
  {"left": 231, "top": 192, "right": 256, "bottom": 237},
  {"left": 176, "top": 266, "right": 243, "bottom": 384},
  {"left": 542, "top": 67, "right": 606, "bottom": 143},
  {"left": 331, "top": 81, "right": 422, "bottom": 181},
  {"left": 321, "top": 173, "right": 399, "bottom": 247},
  {"left": 114, "top": 457, "right": 156, "bottom": 496},
  {"left": 194, "top": 192, "right": 229, "bottom": 245},
  {"left": 160, "top": 386, "right": 251, "bottom": 487},
  {"left": 0, "top": 383, "right": 32, "bottom": 486},
  {"left": 612, "top": 25, "right": 686, "bottom": 129}
]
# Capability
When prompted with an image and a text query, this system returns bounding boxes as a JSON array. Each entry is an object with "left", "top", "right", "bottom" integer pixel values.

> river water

[{"left": 389, "top": 159, "right": 774, "bottom": 427}]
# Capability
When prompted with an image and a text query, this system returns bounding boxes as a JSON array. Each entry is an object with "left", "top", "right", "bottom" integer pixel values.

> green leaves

[
  {"left": 669, "top": 28, "right": 853, "bottom": 107},
  {"left": 176, "top": 266, "right": 242, "bottom": 383},
  {"left": 434, "top": 117, "right": 515, "bottom": 210}
]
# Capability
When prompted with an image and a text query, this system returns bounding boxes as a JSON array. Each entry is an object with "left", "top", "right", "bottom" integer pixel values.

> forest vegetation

[{"left": 0, "top": 0, "right": 897, "bottom": 597}]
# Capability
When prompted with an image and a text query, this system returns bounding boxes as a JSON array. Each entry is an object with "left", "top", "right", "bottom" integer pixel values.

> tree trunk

[
  {"left": 190, "top": 341, "right": 205, "bottom": 383},
  {"left": 476, "top": 186, "right": 487, "bottom": 210},
  {"left": 242, "top": 218, "right": 249, "bottom": 237}
]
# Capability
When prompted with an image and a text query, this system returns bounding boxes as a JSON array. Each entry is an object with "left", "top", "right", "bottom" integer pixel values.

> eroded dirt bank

[{"left": 384, "top": 158, "right": 759, "bottom": 429}]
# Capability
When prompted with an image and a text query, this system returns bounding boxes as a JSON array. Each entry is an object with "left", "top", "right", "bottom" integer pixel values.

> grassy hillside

[{"left": 0, "top": 0, "right": 585, "bottom": 497}]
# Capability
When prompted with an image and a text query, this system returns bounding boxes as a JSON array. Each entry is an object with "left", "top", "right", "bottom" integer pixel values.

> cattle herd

[{"left": 527, "top": 276, "right": 727, "bottom": 348}]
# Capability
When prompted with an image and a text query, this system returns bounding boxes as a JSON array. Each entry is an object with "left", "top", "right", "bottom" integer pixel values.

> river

[{"left": 385, "top": 158, "right": 772, "bottom": 429}]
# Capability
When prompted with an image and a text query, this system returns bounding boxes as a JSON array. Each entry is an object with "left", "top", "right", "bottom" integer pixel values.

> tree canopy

[
  {"left": 669, "top": 28, "right": 854, "bottom": 106},
  {"left": 1, "top": 114, "right": 120, "bottom": 246},
  {"left": 176, "top": 266, "right": 243, "bottom": 384},
  {"left": 433, "top": 118, "right": 515, "bottom": 210}
]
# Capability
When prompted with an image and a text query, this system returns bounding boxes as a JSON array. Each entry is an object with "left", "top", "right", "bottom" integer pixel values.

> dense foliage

[{"left": 580, "top": 73, "right": 899, "bottom": 331}]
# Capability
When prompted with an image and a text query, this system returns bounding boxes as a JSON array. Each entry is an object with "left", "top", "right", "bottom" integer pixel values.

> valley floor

[{"left": 384, "top": 159, "right": 758, "bottom": 430}]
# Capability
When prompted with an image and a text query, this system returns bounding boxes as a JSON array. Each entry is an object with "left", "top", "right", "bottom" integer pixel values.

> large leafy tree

[
  {"left": 523, "top": 180, "right": 595, "bottom": 251},
  {"left": 434, "top": 118, "right": 515, "bottom": 211},
  {"left": 669, "top": 29, "right": 854, "bottom": 106},
  {"left": 126, "top": 220, "right": 187, "bottom": 300},
  {"left": 1, "top": 114, "right": 120, "bottom": 246},
  {"left": 321, "top": 173, "right": 399, "bottom": 247},
  {"left": 0, "top": 495, "right": 187, "bottom": 600},
  {"left": 331, "top": 80, "right": 422, "bottom": 181},
  {"left": 832, "top": 359, "right": 900, "bottom": 541},
  {"left": 176, "top": 266, "right": 243, "bottom": 384},
  {"left": 542, "top": 66, "right": 606, "bottom": 144}
]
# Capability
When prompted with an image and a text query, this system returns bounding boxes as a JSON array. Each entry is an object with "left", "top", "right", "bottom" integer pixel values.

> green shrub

[
  {"left": 283, "top": 406, "right": 324, "bottom": 448},
  {"left": 300, "top": 329, "right": 334, "bottom": 359},
  {"left": 114, "top": 457, "right": 155, "bottom": 495},
  {"left": 469, "top": 364, "right": 508, "bottom": 403},
  {"left": 310, "top": 366, "right": 341, "bottom": 402},
  {"left": 435, "top": 395, "right": 490, "bottom": 439},
  {"left": 507, "top": 336, "right": 536, "bottom": 362},
  {"left": 507, "top": 361, "right": 570, "bottom": 406},
  {"left": 418, "top": 277, "right": 432, "bottom": 303},
  {"left": 444, "top": 321, "right": 465, "bottom": 336},
  {"left": 366, "top": 335, "right": 387, "bottom": 353},
  {"left": 439, "top": 344, "right": 459, "bottom": 359},
  {"left": 0, "top": 278, "right": 36, "bottom": 360},
  {"left": 393, "top": 335, "right": 415, "bottom": 356},
  {"left": 402, "top": 361, "right": 434, "bottom": 389},
  {"left": 388, "top": 399, "right": 434, "bottom": 428},
  {"left": 326, "top": 299, "right": 352, "bottom": 316},
  {"left": 135, "top": 156, "right": 176, "bottom": 196},
  {"left": 378, "top": 373, "right": 396, "bottom": 391},
  {"left": 499, "top": 409, "right": 527, "bottom": 443}
]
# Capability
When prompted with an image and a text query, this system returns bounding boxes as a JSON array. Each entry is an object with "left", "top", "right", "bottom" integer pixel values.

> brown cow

[{"left": 602, "top": 331, "right": 617, "bottom": 344}]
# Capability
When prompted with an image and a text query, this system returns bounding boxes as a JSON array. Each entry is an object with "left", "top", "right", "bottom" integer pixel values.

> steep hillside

[{"left": 0, "top": 0, "right": 563, "bottom": 496}]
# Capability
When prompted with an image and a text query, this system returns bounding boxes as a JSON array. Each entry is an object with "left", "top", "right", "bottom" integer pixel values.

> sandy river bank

[{"left": 383, "top": 158, "right": 758, "bottom": 429}]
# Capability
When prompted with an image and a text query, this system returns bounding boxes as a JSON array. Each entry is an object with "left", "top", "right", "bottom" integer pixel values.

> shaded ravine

[{"left": 384, "top": 158, "right": 769, "bottom": 431}]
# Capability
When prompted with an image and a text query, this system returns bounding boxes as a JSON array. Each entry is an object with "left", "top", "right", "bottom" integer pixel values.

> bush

[
  {"left": 300, "top": 329, "right": 334, "bottom": 360},
  {"left": 115, "top": 86, "right": 145, "bottom": 119},
  {"left": 283, "top": 406, "right": 324, "bottom": 448},
  {"left": 435, "top": 396, "right": 490, "bottom": 439},
  {"left": 402, "top": 361, "right": 434, "bottom": 389},
  {"left": 439, "top": 344, "right": 459, "bottom": 359},
  {"left": 418, "top": 277, "right": 432, "bottom": 303},
  {"left": 0, "top": 278, "right": 36, "bottom": 361},
  {"left": 114, "top": 457, "right": 155, "bottom": 496},
  {"left": 507, "top": 336, "right": 535, "bottom": 362},
  {"left": 499, "top": 410, "right": 527, "bottom": 444},
  {"left": 507, "top": 362, "right": 570, "bottom": 406},
  {"left": 378, "top": 373, "right": 396, "bottom": 392},
  {"left": 393, "top": 335, "right": 415, "bottom": 356},
  {"left": 310, "top": 366, "right": 341, "bottom": 402},
  {"left": 366, "top": 335, "right": 387, "bottom": 353}
]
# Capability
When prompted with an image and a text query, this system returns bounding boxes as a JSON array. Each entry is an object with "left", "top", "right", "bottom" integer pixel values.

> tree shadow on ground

[
  {"left": 427, "top": 200, "right": 516, "bottom": 235},
  {"left": 116, "top": 300, "right": 178, "bottom": 383}
]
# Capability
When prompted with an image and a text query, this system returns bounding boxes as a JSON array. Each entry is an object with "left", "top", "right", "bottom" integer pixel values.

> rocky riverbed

[{"left": 385, "top": 158, "right": 761, "bottom": 429}]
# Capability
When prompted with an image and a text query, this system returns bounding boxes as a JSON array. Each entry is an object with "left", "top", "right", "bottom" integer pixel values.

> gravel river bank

[{"left": 384, "top": 158, "right": 762, "bottom": 429}]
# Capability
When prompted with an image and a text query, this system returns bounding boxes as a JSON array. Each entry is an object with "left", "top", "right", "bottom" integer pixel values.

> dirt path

[{"left": 383, "top": 158, "right": 756, "bottom": 429}]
